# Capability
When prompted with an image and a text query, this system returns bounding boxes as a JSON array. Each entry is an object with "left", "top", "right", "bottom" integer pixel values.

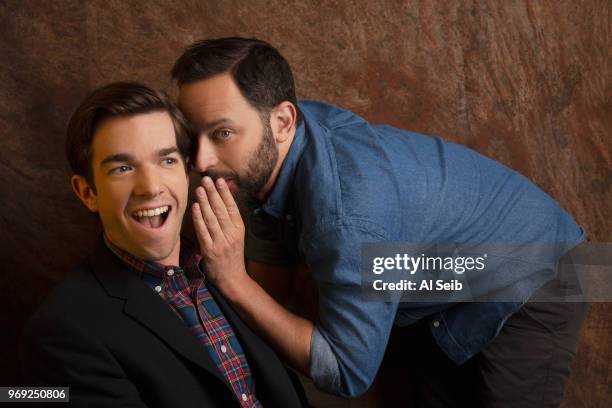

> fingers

[
  {"left": 194, "top": 176, "right": 245, "bottom": 250},
  {"left": 202, "top": 177, "right": 233, "bottom": 230},
  {"left": 192, "top": 202, "right": 212, "bottom": 249},
  {"left": 195, "top": 184, "right": 225, "bottom": 242},
  {"left": 215, "top": 178, "right": 244, "bottom": 228}
]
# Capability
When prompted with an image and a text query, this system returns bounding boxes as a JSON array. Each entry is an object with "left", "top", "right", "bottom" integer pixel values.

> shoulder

[
  {"left": 298, "top": 100, "right": 367, "bottom": 130},
  {"left": 294, "top": 102, "right": 418, "bottom": 235},
  {"left": 24, "top": 257, "right": 121, "bottom": 339}
]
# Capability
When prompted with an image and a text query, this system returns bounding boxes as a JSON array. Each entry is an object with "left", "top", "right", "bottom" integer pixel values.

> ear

[
  {"left": 183, "top": 156, "right": 192, "bottom": 174},
  {"left": 271, "top": 101, "right": 297, "bottom": 143},
  {"left": 71, "top": 175, "right": 99, "bottom": 212}
]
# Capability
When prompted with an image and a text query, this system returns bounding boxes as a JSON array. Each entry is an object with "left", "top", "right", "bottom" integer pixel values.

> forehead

[
  {"left": 92, "top": 112, "right": 177, "bottom": 162},
  {"left": 177, "top": 73, "right": 256, "bottom": 125}
]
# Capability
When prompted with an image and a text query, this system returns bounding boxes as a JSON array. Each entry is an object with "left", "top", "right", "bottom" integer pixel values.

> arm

[
  {"left": 247, "top": 260, "right": 319, "bottom": 321},
  {"left": 300, "top": 224, "right": 400, "bottom": 396},
  {"left": 21, "top": 314, "right": 147, "bottom": 407},
  {"left": 246, "top": 260, "right": 297, "bottom": 309},
  {"left": 218, "top": 269, "right": 314, "bottom": 376},
  {"left": 193, "top": 177, "right": 399, "bottom": 396},
  {"left": 192, "top": 177, "right": 312, "bottom": 375}
]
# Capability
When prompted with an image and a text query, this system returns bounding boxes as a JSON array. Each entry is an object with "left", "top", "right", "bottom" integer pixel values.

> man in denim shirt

[{"left": 175, "top": 37, "right": 588, "bottom": 407}]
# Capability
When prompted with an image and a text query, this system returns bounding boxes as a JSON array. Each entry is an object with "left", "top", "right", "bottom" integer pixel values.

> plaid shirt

[{"left": 104, "top": 234, "right": 262, "bottom": 408}]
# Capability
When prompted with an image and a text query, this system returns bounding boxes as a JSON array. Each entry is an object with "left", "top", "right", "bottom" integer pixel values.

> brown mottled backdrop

[{"left": 1, "top": 1, "right": 610, "bottom": 406}]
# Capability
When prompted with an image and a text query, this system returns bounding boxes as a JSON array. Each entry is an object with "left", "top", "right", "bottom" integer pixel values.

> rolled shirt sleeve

[{"left": 309, "top": 326, "right": 341, "bottom": 394}]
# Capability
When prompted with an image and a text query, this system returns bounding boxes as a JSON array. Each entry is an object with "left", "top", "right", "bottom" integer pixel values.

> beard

[{"left": 201, "top": 115, "right": 278, "bottom": 219}]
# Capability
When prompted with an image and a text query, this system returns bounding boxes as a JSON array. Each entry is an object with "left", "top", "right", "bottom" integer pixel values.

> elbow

[
  {"left": 311, "top": 358, "right": 375, "bottom": 398},
  {"left": 336, "top": 371, "right": 374, "bottom": 398},
  {"left": 310, "top": 328, "right": 377, "bottom": 397}
]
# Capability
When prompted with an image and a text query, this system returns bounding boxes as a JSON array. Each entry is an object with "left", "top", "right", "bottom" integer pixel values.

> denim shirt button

[{"left": 432, "top": 320, "right": 440, "bottom": 328}]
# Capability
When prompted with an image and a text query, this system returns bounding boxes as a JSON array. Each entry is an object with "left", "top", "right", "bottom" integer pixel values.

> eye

[
  {"left": 162, "top": 157, "right": 179, "bottom": 166},
  {"left": 213, "top": 129, "right": 234, "bottom": 141},
  {"left": 110, "top": 165, "right": 132, "bottom": 174}
]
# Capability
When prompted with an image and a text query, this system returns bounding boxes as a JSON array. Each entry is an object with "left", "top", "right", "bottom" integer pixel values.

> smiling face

[
  {"left": 178, "top": 73, "right": 279, "bottom": 210},
  {"left": 72, "top": 111, "right": 188, "bottom": 265}
]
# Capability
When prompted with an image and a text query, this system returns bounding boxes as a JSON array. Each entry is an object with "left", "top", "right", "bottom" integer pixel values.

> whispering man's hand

[{"left": 192, "top": 176, "right": 247, "bottom": 292}]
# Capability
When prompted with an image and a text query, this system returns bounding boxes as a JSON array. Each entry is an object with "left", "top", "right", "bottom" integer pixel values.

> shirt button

[
  {"left": 167, "top": 269, "right": 174, "bottom": 276},
  {"left": 154, "top": 285, "right": 162, "bottom": 293},
  {"left": 241, "top": 393, "right": 248, "bottom": 402},
  {"left": 432, "top": 320, "right": 440, "bottom": 328},
  {"left": 221, "top": 345, "right": 227, "bottom": 353}
]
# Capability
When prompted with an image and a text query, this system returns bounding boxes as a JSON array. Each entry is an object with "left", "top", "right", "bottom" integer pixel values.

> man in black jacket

[{"left": 20, "top": 82, "right": 306, "bottom": 408}]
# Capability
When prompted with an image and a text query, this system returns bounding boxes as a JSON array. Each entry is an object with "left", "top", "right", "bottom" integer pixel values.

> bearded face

[{"left": 200, "top": 114, "right": 278, "bottom": 216}]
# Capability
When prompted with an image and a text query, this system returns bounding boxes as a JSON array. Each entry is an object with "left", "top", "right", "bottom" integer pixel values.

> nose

[
  {"left": 133, "top": 166, "right": 164, "bottom": 197},
  {"left": 194, "top": 135, "right": 219, "bottom": 173}
]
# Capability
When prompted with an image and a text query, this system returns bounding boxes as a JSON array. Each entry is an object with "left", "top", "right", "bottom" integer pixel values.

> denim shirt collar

[{"left": 260, "top": 121, "right": 307, "bottom": 219}]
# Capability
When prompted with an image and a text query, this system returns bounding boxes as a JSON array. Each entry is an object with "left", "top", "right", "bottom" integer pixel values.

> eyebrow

[
  {"left": 200, "top": 118, "right": 234, "bottom": 133},
  {"left": 158, "top": 147, "right": 180, "bottom": 157},
  {"left": 100, "top": 153, "right": 133, "bottom": 166},
  {"left": 99, "top": 147, "right": 180, "bottom": 166}
]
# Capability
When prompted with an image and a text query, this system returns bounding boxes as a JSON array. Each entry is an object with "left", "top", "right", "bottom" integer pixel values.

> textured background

[{"left": 1, "top": 1, "right": 610, "bottom": 406}]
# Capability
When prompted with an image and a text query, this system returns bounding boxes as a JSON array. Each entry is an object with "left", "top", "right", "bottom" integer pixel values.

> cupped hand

[{"left": 192, "top": 176, "right": 247, "bottom": 291}]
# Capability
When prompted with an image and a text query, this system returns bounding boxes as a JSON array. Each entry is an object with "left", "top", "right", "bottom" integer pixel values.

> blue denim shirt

[{"left": 248, "top": 100, "right": 584, "bottom": 397}]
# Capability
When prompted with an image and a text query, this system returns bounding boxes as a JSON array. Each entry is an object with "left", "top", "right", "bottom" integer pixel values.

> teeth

[{"left": 132, "top": 206, "right": 169, "bottom": 218}]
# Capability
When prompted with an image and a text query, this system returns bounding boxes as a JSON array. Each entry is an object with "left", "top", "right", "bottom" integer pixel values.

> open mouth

[{"left": 131, "top": 205, "right": 171, "bottom": 229}]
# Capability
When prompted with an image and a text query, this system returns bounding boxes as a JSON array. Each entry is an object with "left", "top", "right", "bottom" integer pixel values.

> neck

[{"left": 157, "top": 236, "right": 181, "bottom": 267}]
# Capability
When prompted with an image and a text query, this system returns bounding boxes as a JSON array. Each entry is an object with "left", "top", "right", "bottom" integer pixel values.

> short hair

[
  {"left": 66, "top": 81, "right": 193, "bottom": 192},
  {"left": 171, "top": 37, "right": 302, "bottom": 126}
]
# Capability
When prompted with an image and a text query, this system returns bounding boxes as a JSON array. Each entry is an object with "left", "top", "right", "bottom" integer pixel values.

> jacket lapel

[{"left": 89, "top": 240, "right": 228, "bottom": 387}]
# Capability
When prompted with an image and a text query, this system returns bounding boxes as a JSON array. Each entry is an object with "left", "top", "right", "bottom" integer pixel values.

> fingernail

[
  {"left": 217, "top": 178, "right": 226, "bottom": 188},
  {"left": 196, "top": 187, "right": 204, "bottom": 196},
  {"left": 203, "top": 176, "right": 212, "bottom": 187}
]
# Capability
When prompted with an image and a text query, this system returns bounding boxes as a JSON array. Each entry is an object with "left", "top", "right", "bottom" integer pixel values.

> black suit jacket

[{"left": 21, "top": 240, "right": 306, "bottom": 408}]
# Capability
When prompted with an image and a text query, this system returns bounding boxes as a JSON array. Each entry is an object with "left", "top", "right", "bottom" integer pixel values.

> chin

[{"left": 135, "top": 241, "right": 175, "bottom": 263}]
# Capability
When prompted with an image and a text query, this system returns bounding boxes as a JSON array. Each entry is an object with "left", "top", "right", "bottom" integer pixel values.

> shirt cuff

[{"left": 309, "top": 326, "right": 341, "bottom": 394}]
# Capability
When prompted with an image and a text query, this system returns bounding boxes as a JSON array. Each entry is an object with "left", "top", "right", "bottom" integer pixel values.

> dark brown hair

[
  {"left": 171, "top": 37, "right": 302, "bottom": 126},
  {"left": 66, "top": 81, "right": 193, "bottom": 192}
]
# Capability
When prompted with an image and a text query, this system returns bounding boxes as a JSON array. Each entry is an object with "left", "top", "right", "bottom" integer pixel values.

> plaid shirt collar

[{"left": 103, "top": 233, "right": 202, "bottom": 280}]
